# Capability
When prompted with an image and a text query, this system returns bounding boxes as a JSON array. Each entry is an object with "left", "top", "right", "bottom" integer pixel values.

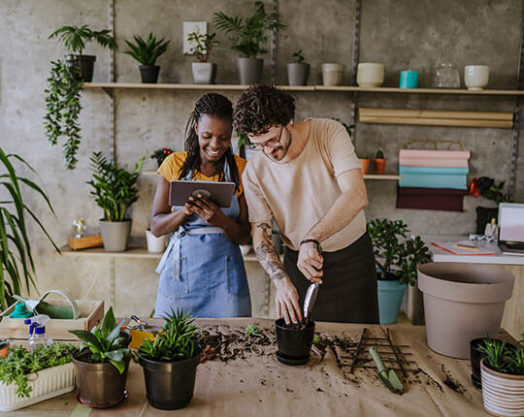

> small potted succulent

[
  {"left": 373, "top": 149, "right": 387, "bottom": 174},
  {"left": 187, "top": 29, "right": 219, "bottom": 84},
  {"left": 287, "top": 49, "right": 310, "bottom": 86},
  {"left": 150, "top": 147, "right": 173, "bottom": 168},
  {"left": 69, "top": 307, "right": 132, "bottom": 408},
  {"left": 124, "top": 33, "right": 170, "bottom": 83},
  {"left": 137, "top": 310, "right": 200, "bottom": 410},
  {"left": 479, "top": 336, "right": 524, "bottom": 416}
]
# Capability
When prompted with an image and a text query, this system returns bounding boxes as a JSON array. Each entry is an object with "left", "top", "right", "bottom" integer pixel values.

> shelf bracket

[
  {"left": 350, "top": 0, "right": 362, "bottom": 145},
  {"left": 270, "top": 0, "right": 279, "bottom": 84},
  {"left": 101, "top": 87, "right": 114, "bottom": 98},
  {"left": 108, "top": 0, "right": 116, "bottom": 162}
]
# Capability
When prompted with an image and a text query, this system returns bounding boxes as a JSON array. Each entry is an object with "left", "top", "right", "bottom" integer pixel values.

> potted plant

[
  {"left": 49, "top": 24, "right": 117, "bottom": 82},
  {"left": 373, "top": 149, "right": 387, "bottom": 174},
  {"left": 187, "top": 29, "right": 219, "bottom": 84},
  {"left": 287, "top": 49, "right": 310, "bottom": 86},
  {"left": 87, "top": 152, "right": 144, "bottom": 252},
  {"left": 69, "top": 307, "right": 132, "bottom": 408},
  {"left": 367, "top": 218, "right": 431, "bottom": 324},
  {"left": 359, "top": 156, "right": 371, "bottom": 174},
  {"left": 0, "top": 343, "right": 77, "bottom": 411},
  {"left": 213, "top": 1, "right": 286, "bottom": 84},
  {"left": 137, "top": 310, "right": 200, "bottom": 410},
  {"left": 275, "top": 319, "right": 315, "bottom": 366},
  {"left": 150, "top": 147, "right": 173, "bottom": 168},
  {"left": 124, "top": 33, "right": 170, "bottom": 83},
  {"left": 0, "top": 148, "right": 59, "bottom": 310},
  {"left": 479, "top": 336, "right": 524, "bottom": 416}
]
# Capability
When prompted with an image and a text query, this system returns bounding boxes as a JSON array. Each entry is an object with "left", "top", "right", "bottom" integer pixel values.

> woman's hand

[{"left": 186, "top": 195, "right": 227, "bottom": 227}]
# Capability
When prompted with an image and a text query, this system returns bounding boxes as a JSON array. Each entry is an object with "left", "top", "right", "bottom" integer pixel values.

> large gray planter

[
  {"left": 192, "top": 63, "right": 217, "bottom": 84},
  {"left": 100, "top": 220, "right": 131, "bottom": 252},
  {"left": 418, "top": 262, "right": 514, "bottom": 359},
  {"left": 287, "top": 63, "right": 310, "bottom": 86},
  {"left": 237, "top": 58, "right": 263, "bottom": 85}
]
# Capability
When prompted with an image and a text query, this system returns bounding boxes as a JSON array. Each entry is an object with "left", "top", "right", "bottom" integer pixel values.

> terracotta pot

[
  {"left": 373, "top": 158, "right": 387, "bottom": 174},
  {"left": 481, "top": 358, "right": 524, "bottom": 416},
  {"left": 418, "top": 262, "right": 514, "bottom": 359},
  {"left": 360, "top": 158, "right": 370, "bottom": 174},
  {"left": 0, "top": 341, "right": 9, "bottom": 357}
]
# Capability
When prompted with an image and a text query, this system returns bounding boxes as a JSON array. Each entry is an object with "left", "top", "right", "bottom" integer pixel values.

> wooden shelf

[{"left": 84, "top": 82, "right": 524, "bottom": 96}]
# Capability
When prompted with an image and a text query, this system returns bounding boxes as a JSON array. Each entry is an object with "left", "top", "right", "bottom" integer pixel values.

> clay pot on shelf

[
  {"left": 321, "top": 63, "right": 344, "bottom": 86},
  {"left": 359, "top": 158, "right": 371, "bottom": 175},
  {"left": 356, "top": 62, "right": 385, "bottom": 88},
  {"left": 373, "top": 158, "right": 387, "bottom": 174}
]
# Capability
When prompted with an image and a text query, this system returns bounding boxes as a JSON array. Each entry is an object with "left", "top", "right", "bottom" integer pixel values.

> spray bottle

[{"left": 24, "top": 315, "right": 53, "bottom": 351}]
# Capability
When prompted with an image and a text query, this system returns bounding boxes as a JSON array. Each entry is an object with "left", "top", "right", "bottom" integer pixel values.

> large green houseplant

[
  {"left": 213, "top": 1, "right": 286, "bottom": 84},
  {"left": 137, "top": 310, "right": 200, "bottom": 410},
  {"left": 124, "top": 33, "right": 170, "bottom": 83},
  {"left": 87, "top": 152, "right": 144, "bottom": 252},
  {"left": 0, "top": 148, "right": 59, "bottom": 310}
]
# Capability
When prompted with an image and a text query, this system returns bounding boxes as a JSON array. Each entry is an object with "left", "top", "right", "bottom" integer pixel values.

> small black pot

[
  {"left": 66, "top": 54, "right": 96, "bottom": 82},
  {"left": 138, "top": 351, "right": 200, "bottom": 410},
  {"left": 139, "top": 65, "right": 160, "bottom": 83},
  {"left": 275, "top": 318, "right": 315, "bottom": 365},
  {"left": 470, "top": 338, "right": 487, "bottom": 388}
]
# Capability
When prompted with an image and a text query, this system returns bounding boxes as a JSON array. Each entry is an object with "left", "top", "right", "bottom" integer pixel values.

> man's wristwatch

[{"left": 300, "top": 239, "right": 322, "bottom": 254}]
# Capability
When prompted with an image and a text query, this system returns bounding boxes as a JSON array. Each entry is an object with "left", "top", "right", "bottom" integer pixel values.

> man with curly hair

[{"left": 234, "top": 84, "right": 378, "bottom": 325}]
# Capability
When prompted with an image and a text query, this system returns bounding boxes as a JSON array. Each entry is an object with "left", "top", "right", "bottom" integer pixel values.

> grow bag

[{"left": 418, "top": 262, "right": 514, "bottom": 359}]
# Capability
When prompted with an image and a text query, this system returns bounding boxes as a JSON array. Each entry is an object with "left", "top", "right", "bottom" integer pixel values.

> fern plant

[
  {"left": 213, "top": 1, "right": 286, "bottom": 58},
  {"left": 124, "top": 33, "right": 170, "bottom": 65},
  {"left": 49, "top": 25, "right": 117, "bottom": 55},
  {"left": 87, "top": 152, "right": 144, "bottom": 222}
]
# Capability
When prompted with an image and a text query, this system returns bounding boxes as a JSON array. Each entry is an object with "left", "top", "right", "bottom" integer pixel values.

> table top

[{"left": 7, "top": 318, "right": 493, "bottom": 417}]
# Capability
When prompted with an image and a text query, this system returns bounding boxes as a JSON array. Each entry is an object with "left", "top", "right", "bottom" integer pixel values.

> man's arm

[
  {"left": 297, "top": 168, "right": 368, "bottom": 281},
  {"left": 252, "top": 222, "right": 302, "bottom": 324}
]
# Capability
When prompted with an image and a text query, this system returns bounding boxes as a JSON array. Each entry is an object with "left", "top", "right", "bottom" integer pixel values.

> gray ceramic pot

[
  {"left": 100, "top": 220, "right": 131, "bottom": 252},
  {"left": 287, "top": 63, "right": 310, "bottom": 86},
  {"left": 192, "top": 62, "right": 217, "bottom": 84},
  {"left": 237, "top": 57, "right": 263, "bottom": 85}
]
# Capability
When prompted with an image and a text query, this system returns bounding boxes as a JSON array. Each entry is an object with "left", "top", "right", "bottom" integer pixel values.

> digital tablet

[{"left": 169, "top": 180, "right": 236, "bottom": 208}]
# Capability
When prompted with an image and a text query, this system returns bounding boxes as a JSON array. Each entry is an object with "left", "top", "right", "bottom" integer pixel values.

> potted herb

[
  {"left": 49, "top": 24, "right": 117, "bottom": 82},
  {"left": 187, "top": 29, "right": 219, "bottom": 84},
  {"left": 0, "top": 343, "right": 77, "bottom": 411},
  {"left": 87, "top": 152, "right": 144, "bottom": 252},
  {"left": 69, "top": 307, "right": 132, "bottom": 408},
  {"left": 373, "top": 149, "right": 387, "bottom": 174},
  {"left": 137, "top": 310, "right": 200, "bottom": 410},
  {"left": 124, "top": 33, "right": 170, "bottom": 83},
  {"left": 287, "top": 49, "right": 310, "bottom": 86},
  {"left": 213, "top": 1, "right": 286, "bottom": 84},
  {"left": 469, "top": 176, "right": 512, "bottom": 234},
  {"left": 150, "top": 147, "right": 173, "bottom": 168},
  {"left": 367, "top": 218, "right": 431, "bottom": 324},
  {"left": 479, "top": 336, "right": 524, "bottom": 416},
  {"left": 0, "top": 148, "right": 59, "bottom": 310}
]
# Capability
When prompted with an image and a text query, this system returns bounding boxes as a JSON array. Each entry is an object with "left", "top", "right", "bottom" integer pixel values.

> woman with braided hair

[{"left": 151, "top": 93, "right": 251, "bottom": 318}]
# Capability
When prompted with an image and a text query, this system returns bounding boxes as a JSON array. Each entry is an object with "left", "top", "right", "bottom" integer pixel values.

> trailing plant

[
  {"left": 0, "top": 148, "right": 59, "bottom": 310},
  {"left": 151, "top": 147, "right": 173, "bottom": 168},
  {"left": 44, "top": 60, "right": 82, "bottom": 170},
  {"left": 292, "top": 49, "right": 305, "bottom": 64},
  {"left": 87, "top": 152, "right": 144, "bottom": 222},
  {"left": 69, "top": 307, "right": 130, "bottom": 374},
  {"left": 187, "top": 29, "right": 219, "bottom": 63},
  {"left": 213, "top": 1, "right": 286, "bottom": 58},
  {"left": 139, "top": 310, "right": 199, "bottom": 362},
  {"left": 0, "top": 343, "right": 77, "bottom": 398},
  {"left": 375, "top": 149, "right": 385, "bottom": 159},
  {"left": 479, "top": 337, "right": 524, "bottom": 375},
  {"left": 49, "top": 25, "right": 117, "bottom": 55},
  {"left": 124, "top": 33, "right": 170, "bottom": 66}
]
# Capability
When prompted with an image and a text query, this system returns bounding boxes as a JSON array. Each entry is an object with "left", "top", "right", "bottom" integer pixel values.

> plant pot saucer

[
  {"left": 276, "top": 351, "right": 310, "bottom": 366},
  {"left": 471, "top": 374, "right": 482, "bottom": 389},
  {"left": 77, "top": 389, "right": 128, "bottom": 408}
]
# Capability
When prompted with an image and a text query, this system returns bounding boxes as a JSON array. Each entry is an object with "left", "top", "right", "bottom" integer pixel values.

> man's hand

[
  {"left": 275, "top": 278, "right": 302, "bottom": 325},
  {"left": 297, "top": 241, "right": 323, "bottom": 284}
]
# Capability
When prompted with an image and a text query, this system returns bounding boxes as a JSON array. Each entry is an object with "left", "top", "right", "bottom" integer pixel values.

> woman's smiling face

[{"left": 195, "top": 114, "right": 232, "bottom": 163}]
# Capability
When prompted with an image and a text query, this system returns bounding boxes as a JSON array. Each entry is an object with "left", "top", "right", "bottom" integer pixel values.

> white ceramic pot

[
  {"left": 239, "top": 244, "right": 252, "bottom": 256},
  {"left": 464, "top": 65, "right": 489, "bottom": 90},
  {"left": 357, "top": 63, "right": 385, "bottom": 88},
  {"left": 321, "top": 63, "right": 344, "bottom": 86},
  {"left": 145, "top": 229, "right": 166, "bottom": 253}
]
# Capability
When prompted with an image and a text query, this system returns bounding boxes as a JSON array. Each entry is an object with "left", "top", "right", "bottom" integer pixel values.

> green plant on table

[
  {"left": 213, "top": 1, "right": 286, "bottom": 58},
  {"left": 87, "top": 152, "right": 144, "bottom": 222},
  {"left": 0, "top": 148, "right": 59, "bottom": 310},
  {"left": 245, "top": 324, "right": 259, "bottom": 337},
  {"left": 292, "top": 49, "right": 305, "bottom": 64},
  {"left": 367, "top": 219, "right": 407, "bottom": 280},
  {"left": 479, "top": 337, "right": 524, "bottom": 375},
  {"left": 375, "top": 149, "right": 385, "bottom": 159},
  {"left": 0, "top": 343, "right": 77, "bottom": 398},
  {"left": 187, "top": 29, "right": 219, "bottom": 63},
  {"left": 49, "top": 25, "right": 117, "bottom": 55},
  {"left": 397, "top": 235, "right": 432, "bottom": 286},
  {"left": 69, "top": 307, "right": 130, "bottom": 374},
  {"left": 124, "top": 33, "right": 170, "bottom": 65},
  {"left": 139, "top": 310, "right": 199, "bottom": 362}
]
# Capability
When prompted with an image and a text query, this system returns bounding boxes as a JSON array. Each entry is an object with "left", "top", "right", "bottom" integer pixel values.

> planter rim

[
  {"left": 287, "top": 62, "right": 310, "bottom": 67},
  {"left": 99, "top": 219, "right": 131, "bottom": 223},
  {"left": 192, "top": 62, "right": 216, "bottom": 66},
  {"left": 137, "top": 350, "right": 200, "bottom": 365},
  {"left": 237, "top": 57, "right": 263, "bottom": 62},
  {"left": 139, "top": 64, "right": 160, "bottom": 69},
  {"left": 73, "top": 349, "right": 131, "bottom": 368},
  {"left": 481, "top": 357, "right": 524, "bottom": 381},
  {"left": 275, "top": 318, "right": 314, "bottom": 332},
  {"left": 65, "top": 54, "right": 96, "bottom": 60}
]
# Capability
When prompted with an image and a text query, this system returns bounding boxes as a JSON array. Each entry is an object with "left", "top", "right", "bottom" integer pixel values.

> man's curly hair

[{"left": 233, "top": 85, "right": 295, "bottom": 135}]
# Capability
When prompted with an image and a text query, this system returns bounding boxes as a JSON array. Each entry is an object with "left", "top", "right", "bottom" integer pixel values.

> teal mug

[{"left": 400, "top": 70, "right": 418, "bottom": 88}]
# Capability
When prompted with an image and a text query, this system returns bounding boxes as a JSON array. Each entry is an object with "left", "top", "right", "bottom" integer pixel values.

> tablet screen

[{"left": 169, "top": 180, "right": 236, "bottom": 208}]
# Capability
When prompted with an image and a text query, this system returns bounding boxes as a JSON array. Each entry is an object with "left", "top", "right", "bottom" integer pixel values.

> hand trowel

[
  {"left": 369, "top": 346, "right": 404, "bottom": 394},
  {"left": 303, "top": 282, "right": 319, "bottom": 323}
]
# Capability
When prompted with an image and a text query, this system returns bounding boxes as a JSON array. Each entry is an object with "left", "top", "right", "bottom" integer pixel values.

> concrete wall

[{"left": 0, "top": 0, "right": 522, "bottom": 317}]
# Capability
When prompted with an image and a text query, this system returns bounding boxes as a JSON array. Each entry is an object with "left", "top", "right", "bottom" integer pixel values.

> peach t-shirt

[{"left": 242, "top": 119, "right": 366, "bottom": 252}]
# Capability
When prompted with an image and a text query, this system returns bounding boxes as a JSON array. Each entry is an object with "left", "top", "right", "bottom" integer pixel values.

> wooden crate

[
  {"left": 67, "top": 235, "right": 103, "bottom": 250},
  {"left": 0, "top": 300, "right": 104, "bottom": 341}
]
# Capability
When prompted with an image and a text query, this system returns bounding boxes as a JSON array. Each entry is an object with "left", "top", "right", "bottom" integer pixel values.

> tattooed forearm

[{"left": 254, "top": 222, "right": 286, "bottom": 281}]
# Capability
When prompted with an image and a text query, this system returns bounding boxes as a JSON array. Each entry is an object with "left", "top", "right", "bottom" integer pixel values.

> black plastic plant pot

[
  {"left": 138, "top": 352, "right": 200, "bottom": 410},
  {"left": 275, "top": 318, "right": 315, "bottom": 365},
  {"left": 139, "top": 65, "right": 160, "bottom": 83},
  {"left": 470, "top": 338, "right": 486, "bottom": 388},
  {"left": 66, "top": 54, "right": 96, "bottom": 82}
]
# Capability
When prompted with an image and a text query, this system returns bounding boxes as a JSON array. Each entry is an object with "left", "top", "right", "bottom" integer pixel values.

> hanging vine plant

[{"left": 44, "top": 60, "right": 82, "bottom": 170}]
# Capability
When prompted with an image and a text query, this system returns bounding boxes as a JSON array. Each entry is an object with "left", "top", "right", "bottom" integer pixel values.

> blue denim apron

[{"left": 154, "top": 162, "right": 251, "bottom": 318}]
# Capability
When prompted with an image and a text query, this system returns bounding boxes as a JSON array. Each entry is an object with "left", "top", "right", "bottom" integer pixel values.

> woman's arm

[{"left": 150, "top": 176, "right": 190, "bottom": 236}]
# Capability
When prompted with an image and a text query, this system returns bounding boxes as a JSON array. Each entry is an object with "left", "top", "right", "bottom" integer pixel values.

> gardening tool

[
  {"left": 303, "top": 283, "right": 319, "bottom": 323},
  {"left": 0, "top": 290, "right": 80, "bottom": 319},
  {"left": 125, "top": 315, "right": 161, "bottom": 349},
  {"left": 369, "top": 346, "right": 404, "bottom": 394}
]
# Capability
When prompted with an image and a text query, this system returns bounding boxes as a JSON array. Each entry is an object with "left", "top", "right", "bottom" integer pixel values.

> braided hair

[{"left": 178, "top": 93, "right": 240, "bottom": 191}]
